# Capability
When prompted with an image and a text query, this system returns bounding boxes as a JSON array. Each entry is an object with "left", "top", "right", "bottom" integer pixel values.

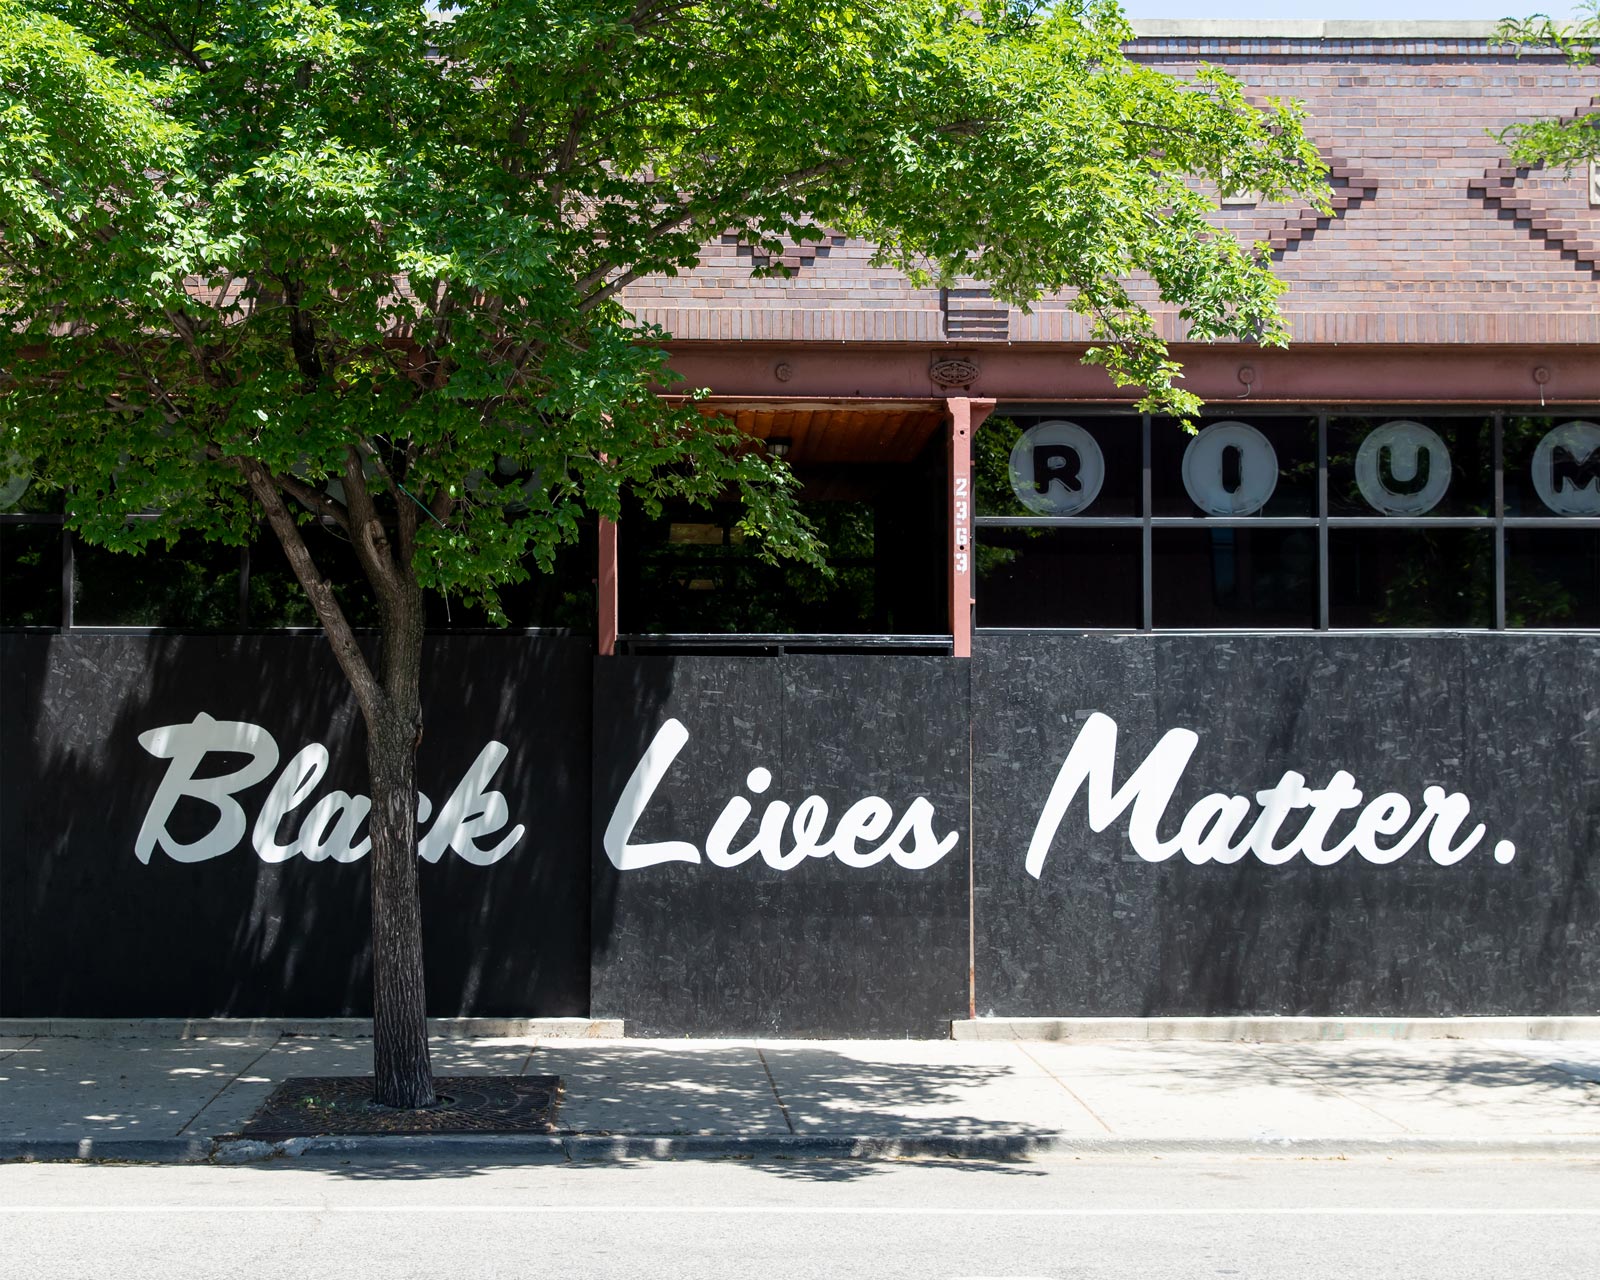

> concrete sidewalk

[{"left": 2, "top": 1031, "right": 1598, "bottom": 1163}]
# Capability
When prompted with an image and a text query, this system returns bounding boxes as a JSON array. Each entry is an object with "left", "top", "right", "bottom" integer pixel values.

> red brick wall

[{"left": 621, "top": 37, "right": 1600, "bottom": 348}]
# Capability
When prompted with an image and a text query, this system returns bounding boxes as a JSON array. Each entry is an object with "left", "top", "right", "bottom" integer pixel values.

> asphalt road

[{"left": 2, "top": 1153, "right": 1597, "bottom": 1279}]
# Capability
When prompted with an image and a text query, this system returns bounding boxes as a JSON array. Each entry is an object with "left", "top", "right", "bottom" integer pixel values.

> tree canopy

[
  {"left": 0, "top": 0, "right": 1329, "bottom": 1106},
  {"left": 2, "top": 3, "right": 1328, "bottom": 651}
]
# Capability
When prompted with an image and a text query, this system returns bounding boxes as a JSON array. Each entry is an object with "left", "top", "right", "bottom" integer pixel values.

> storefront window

[
  {"left": 1328, "top": 415, "right": 1493, "bottom": 518},
  {"left": 974, "top": 408, "right": 1598, "bottom": 633},
  {"left": 420, "top": 524, "right": 597, "bottom": 632},
  {"left": 73, "top": 533, "right": 243, "bottom": 629},
  {"left": 1329, "top": 528, "right": 1494, "bottom": 628},
  {"left": 0, "top": 523, "right": 62, "bottom": 628},
  {"left": 1505, "top": 530, "right": 1600, "bottom": 629},
  {"left": 4, "top": 410, "right": 1597, "bottom": 637},
  {"left": 1503, "top": 416, "right": 1600, "bottom": 519},
  {"left": 246, "top": 525, "right": 378, "bottom": 629},
  {"left": 1154, "top": 527, "right": 1317, "bottom": 629},
  {"left": 620, "top": 498, "right": 917, "bottom": 634},
  {"left": 976, "top": 414, "right": 1140, "bottom": 518},
  {"left": 618, "top": 441, "right": 946, "bottom": 637},
  {"left": 1151, "top": 416, "right": 1318, "bottom": 517},
  {"left": 976, "top": 527, "right": 1141, "bottom": 629}
]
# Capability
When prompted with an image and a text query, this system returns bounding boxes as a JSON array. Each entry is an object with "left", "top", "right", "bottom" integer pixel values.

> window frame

[{"left": 973, "top": 404, "right": 1600, "bottom": 635}]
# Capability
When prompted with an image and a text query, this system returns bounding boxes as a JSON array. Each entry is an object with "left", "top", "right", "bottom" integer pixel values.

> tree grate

[{"left": 239, "top": 1076, "right": 562, "bottom": 1138}]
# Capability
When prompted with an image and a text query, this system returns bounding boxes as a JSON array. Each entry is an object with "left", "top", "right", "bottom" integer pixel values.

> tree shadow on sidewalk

[{"left": 215, "top": 1044, "right": 1066, "bottom": 1184}]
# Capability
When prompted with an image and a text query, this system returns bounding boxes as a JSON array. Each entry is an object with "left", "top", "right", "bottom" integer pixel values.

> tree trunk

[
  {"left": 238, "top": 457, "right": 437, "bottom": 1109},
  {"left": 366, "top": 582, "right": 435, "bottom": 1110}
]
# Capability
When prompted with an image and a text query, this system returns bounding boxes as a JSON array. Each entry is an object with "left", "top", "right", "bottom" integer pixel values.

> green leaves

[
  {"left": 1495, "top": 4, "right": 1600, "bottom": 168},
  {"left": 2, "top": 0, "right": 1327, "bottom": 627}
]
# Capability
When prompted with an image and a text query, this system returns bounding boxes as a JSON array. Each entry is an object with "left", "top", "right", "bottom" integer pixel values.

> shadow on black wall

[{"left": 0, "top": 632, "right": 591, "bottom": 1017}]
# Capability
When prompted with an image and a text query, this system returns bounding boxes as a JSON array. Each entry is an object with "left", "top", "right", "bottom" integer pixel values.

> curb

[
  {"left": 8, "top": 1132, "right": 1600, "bottom": 1166},
  {"left": 2, "top": 1137, "right": 218, "bottom": 1164}
]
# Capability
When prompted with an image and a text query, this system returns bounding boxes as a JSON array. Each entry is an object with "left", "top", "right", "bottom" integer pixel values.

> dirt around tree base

[{"left": 239, "top": 1076, "right": 562, "bottom": 1138}]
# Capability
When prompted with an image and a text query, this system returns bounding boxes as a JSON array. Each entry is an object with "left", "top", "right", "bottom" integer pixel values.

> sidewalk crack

[
  {"left": 1015, "top": 1043, "right": 1114, "bottom": 1135},
  {"left": 757, "top": 1048, "right": 796, "bottom": 1134},
  {"left": 177, "top": 1034, "right": 282, "bottom": 1138}
]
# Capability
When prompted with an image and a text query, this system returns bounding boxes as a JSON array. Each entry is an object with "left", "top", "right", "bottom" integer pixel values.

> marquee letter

[{"left": 1033, "top": 444, "right": 1082, "bottom": 494}]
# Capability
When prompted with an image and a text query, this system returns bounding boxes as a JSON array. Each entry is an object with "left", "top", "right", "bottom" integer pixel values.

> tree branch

[
  {"left": 238, "top": 456, "right": 385, "bottom": 719},
  {"left": 342, "top": 445, "right": 401, "bottom": 594}
]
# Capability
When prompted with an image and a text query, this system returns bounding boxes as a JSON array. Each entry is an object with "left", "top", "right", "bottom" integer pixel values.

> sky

[{"left": 1120, "top": 1, "right": 1586, "bottom": 19}]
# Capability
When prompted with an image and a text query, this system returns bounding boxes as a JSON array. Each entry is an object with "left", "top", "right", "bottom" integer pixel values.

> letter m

[
  {"left": 1552, "top": 444, "right": 1600, "bottom": 497},
  {"left": 1024, "top": 713, "right": 1199, "bottom": 878}
]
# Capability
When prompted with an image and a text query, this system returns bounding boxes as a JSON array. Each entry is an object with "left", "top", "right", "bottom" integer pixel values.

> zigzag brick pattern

[
  {"left": 1468, "top": 94, "right": 1600, "bottom": 276},
  {"left": 621, "top": 38, "right": 1600, "bottom": 345}
]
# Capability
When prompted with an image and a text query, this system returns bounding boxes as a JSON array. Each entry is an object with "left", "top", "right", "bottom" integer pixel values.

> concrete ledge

[
  {"left": 11, "top": 1132, "right": 1600, "bottom": 1167},
  {"left": 952, "top": 1016, "right": 1600, "bottom": 1043},
  {"left": 0, "top": 1017, "right": 625, "bottom": 1040}
]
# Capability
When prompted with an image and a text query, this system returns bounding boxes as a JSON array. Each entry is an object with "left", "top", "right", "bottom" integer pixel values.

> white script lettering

[
  {"left": 604, "top": 718, "right": 959, "bottom": 872},
  {"left": 135, "top": 714, "right": 524, "bottom": 866},
  {"left": 1026, "top": 712, "right": 1509, "bottom": 877}
]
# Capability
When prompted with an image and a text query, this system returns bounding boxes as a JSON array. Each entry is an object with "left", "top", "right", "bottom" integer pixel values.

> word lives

[
  {"left": 134, "top": 713, "right": 525, "bottom": 866},
  {"left": 1027, "top": 713, "right": 1513, "bottom": 876},
  {"left": 604, "top": 718, "right": 958, "bottom": 872}
]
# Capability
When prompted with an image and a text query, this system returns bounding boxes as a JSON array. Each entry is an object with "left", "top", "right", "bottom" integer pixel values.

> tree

[
  {"left": 0, "top": 0, "right": 1327, "bottom": 1107},
  {"left": 1497, "top": 3, "right": 1599, "bottom": 166}
]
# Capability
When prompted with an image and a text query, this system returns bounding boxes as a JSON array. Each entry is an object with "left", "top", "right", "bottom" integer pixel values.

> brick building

[
  {"left": 3, "top": 22, "right": 1597, "bottom": 1032},
  {"left": 601, "top": 19, "right": 1600, "bottom": 652}
]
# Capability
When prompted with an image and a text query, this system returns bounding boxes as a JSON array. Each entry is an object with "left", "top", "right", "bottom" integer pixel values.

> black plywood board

[
  {"left": 590, "top": 656, "right": 970, "bottom": 1037},
  {"left": 971, "top": 633, "right": 1600, "bottom": 1017},
  {"left": 0, "top": 633, "right": 591, "bottom": 1017}
]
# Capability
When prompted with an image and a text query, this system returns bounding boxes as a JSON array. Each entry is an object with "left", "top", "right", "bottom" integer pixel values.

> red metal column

[
  {"left": 597, "top": 516, "right": 618, "bottom": 657},
  {"left": 946, "top": 397, "right": 995, "bottom": 658}
]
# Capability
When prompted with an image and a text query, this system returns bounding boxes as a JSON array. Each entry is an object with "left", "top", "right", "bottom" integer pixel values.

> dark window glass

[
  {"left": 247, "top": 525, "right": 379, "bottom": 628},
  {"left": 1330, "top": 529, "right": 1493, "bottom": 628},
  {"left": 620, "top": 447, "right": 945, "bottom": 636},
  {"left": 1329, "top": 416, "right": 1492, "bottom": 517},
  {"left": 621, "top": 500, "right": 887, "bottom": 635},
  {"left": 1151, "top": 416, "right": 1317, "bottom": 517},
  {"left": 425, "top": 523, "right": 597, "bottom": 632},
  {"left": 0, "top": 479, "right": 62, "bottom": 515},
  {"left": 1153, "top": 528, "right": 1316, "bottom": 629},
  {"left": 1506, "top": 530, "right": 1600, "bottom": 628},
  {"left": 0, "top": 523, "right": 62, "bottom": 627},
  {"left": 976, "top": 414, "right": 1141, "bottom": 517},
  {"left": 73, "top": 533, "right": 242, "bottom": 629},
  {"left": 1504, "top": 414, "right": 1600, "bottom": 518},
  {"left": 976, "top": 527, "right": 1141, "bottom": 629}
]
